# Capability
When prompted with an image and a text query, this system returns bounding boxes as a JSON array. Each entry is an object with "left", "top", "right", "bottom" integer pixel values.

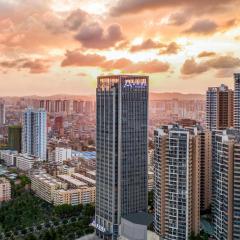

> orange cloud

[
  {"left": 129, "top": 39, "right": 181, "bottom": 55},
  {"left": 198, "top": 51, "right": 216, "bottom": 58},
  {"left": 159, "top": 42, "right": 181, "bottom": 55},
  {"left": 0, "top": 58, "right": 51, "bottom": 74},
  {"left": 181, "top": 59, "right": 208, "bottom": 75},
  {"left": 183, "top": 19, "right": 218, "bottom": 35},
  {"left": 61, "top": 51, "right": 105, "bottom": 67},
  {"left": 130, "top": 39, "right": 165, "bottom": 52},
  {"left": 181, "top": 56, "right": 240, "bottom": 75},
  {"left": 61, "top": 50, "right": 170, "bottom": 73},
  {"left": 110, "top": 0, "right": 237, "bottom": 16}
]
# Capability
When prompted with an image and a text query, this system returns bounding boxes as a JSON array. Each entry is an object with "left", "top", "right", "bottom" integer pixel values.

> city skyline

[{"left": 0, "top": 0, "right": 240, "bottom": 95}]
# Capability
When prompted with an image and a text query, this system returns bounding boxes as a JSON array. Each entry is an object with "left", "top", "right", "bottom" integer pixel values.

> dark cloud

[
  {"left": 0, "top": 58, "right": 50, "bottom": 74},
  {"left": 183, "top": 19, "right": 218, "bottom": 35},
  {"left": 61, "top": 50, "right": 170, "bottom": 73},
  {"left": 198, "top": 51, "right": 216, "bottom": 58},
  {"left": 74, "top": 22, "right": 124, "bottom": 49},
  {"left": 64, "top": 9, "right": 88, "bottom": 31},
  {"left": 110, "top": 0, "right": 237, "bottom": 17},
  {"left": 181, "top": 55, "right": 240, "bottom": 75},
  {"left": 167, "top": 12, "right": 189, "bottom": 26}
]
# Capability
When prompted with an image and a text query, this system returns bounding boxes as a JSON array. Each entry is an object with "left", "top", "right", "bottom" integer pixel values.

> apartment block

[
  {"left": 0, "top": 177, "right": 11, "bottom": 202},
  {"left": 31, "top": 171, "right": 64, "bottom": 203},
  {"left": 54, "top": 187, "right": 96, "bottom": 206},
  {"left": 30, "top": 170, "right": 96, "bottom": 206},
  {"left": 16, "top": 154, "right": 37, "bottom": 171},
  {"left": 234, "top": 73, "right": 240, "bottom": 129},
  {"left": 0, "top": 150, "right": 18, "bottom": 166},
  {"left": 22, "top": 108, "right": 47, "bottom": 160},
  {"left": 206, "top": 84, "right": 233, "bottom": 130},
  {"left": 212, "top": 129, "right": 240, "bottom": 239},
  {"left": 153, "top": 125, "right": 201, "bottom": 239}
]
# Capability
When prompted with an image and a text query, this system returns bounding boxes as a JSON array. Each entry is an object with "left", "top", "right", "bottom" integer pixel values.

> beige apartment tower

[
  {"left": 212, "top": 129, "right": 240, "bottom": 240},
  {"left": 153, "top": 125, "right": 201, "bottom": 239}
]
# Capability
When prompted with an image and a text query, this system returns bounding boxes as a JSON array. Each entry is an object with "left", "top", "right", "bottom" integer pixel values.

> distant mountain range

[
  {"left": 0, "top": 92, "right": 205, "bottom": 101},
  {"left": 150, "top": 92, "right": 205, "bottom": 101}
]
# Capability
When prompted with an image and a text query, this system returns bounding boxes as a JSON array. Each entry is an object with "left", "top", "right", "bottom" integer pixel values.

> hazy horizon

[{"left": 0, "top": 91, "right": 206, "bottom": 98}]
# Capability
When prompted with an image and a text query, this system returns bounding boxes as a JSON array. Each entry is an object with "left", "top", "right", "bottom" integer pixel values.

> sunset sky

[{"left": 0, "top": 0, "right": 240, "bottom": 96}]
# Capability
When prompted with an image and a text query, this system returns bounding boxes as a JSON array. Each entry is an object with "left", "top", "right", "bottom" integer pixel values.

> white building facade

[{"left": 22, "top": 108, "right": 47, "bottom": 160}]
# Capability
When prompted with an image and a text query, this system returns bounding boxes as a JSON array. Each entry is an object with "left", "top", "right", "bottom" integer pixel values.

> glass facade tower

[{"left": 95, "top": 75, "right": 149, "bottom": 240}]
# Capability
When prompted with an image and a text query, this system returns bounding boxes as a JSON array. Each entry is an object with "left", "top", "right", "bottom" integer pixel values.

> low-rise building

[
  {"left": 49, "top": 147, "right": 72, "bottom": 165},
  {"left": 31, "top": 171, "right": 65, "bottom": 203},
  {"left": 71, "top": 151, "right": 96, "bottom": 168},
  {"left": 86, "top": 170, "right": 96, "bottom": 180},
  {"left": 57, "top": 174, "right": 87, "bottom": 189},
  {"left": 0, "top": 150, "right": 18, "bottom": 166},
  {"left": 54, "top": 187, "right": 96, "bottom": 206},
  {"left": 30, "top": 170, "right": 96, "bottom": 206},
  {"left": 71, "top": 173, "right": 96, "bottom": 186},
  {"left": 0, "top": 177, "right": 11, "bottom": 202},
  {"left": 16, "top": 154, "right": 37, "bottom": 171}
]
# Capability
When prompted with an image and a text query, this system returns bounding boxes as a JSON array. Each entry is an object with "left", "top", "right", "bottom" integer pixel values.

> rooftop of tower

[
  {"left": 97, "top": 75, "right": 149, "bottom": 90},
  {"left": 98, "top": 74, "right": 148, "bottom": 77}
]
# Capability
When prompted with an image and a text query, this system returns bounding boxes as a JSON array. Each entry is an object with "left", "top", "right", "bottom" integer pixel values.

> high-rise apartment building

[
  {"left": 153, "top": 125, "right": 201, "bottom": 240},
  {"left": 196, "top": 127, "right": 212, "bottom": 212},
  {"left": 234, "top": 73, "right": 240, "bottom": 130},
  {"left": 212, "top": 129, "right": 240, "bottom": 239},
  {"left": 8, "top": 125, "right": 22, "bottom": 152},
  {"left": 95, "top": 75, "right": 149, "bottom": 239},
  {"left": 206, "top": 84, "right": 233, "bottom": 130},
  {"left": 0, "top": 103, "right": 5, "bottom": 125},
  {"left": 22, "top": 108, "right": 47, "bottom": 160}
]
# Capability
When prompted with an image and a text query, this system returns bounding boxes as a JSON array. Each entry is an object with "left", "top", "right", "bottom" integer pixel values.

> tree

[
  {"left": 82, "top": 204, "right": 95, "bottom": 217},
  {"left": 148, "top": 190, "right": 154, "bottom": 212},
  {"left": 25, "top": 234, "right": 38, "bottom": 240}
]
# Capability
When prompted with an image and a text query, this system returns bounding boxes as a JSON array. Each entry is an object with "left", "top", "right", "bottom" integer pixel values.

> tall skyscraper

[
  {"left": 206, "top": 84, "right": 233, "bottom": 130},
  {"left": 153, "top": 125, "right": 201, "bottom": 240},
  {"left": 22, "top": 108, "right": 47, "bottom": 160},
  {"left": 95, "top": 75, "right": 149, "bottom": 240},
  {"left": 234, "top": 73, "right": 240, "bottom": 130},
  {"left": 212, "top": 129, "right": 240, "bottom": 239},
  {"left": 8, "top": 125, "right": 22, "bottom": 152},
  {"left": 0, "top": 103, "right": 5, "bottom": 125}
]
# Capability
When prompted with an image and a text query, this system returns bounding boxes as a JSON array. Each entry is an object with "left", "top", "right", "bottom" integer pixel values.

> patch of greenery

[
  {"left": 0, "top": 175, "right": 95, "bottom": 240},
  {"left": 0, "top": 192, "right": 53, "bottom": 232}
]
